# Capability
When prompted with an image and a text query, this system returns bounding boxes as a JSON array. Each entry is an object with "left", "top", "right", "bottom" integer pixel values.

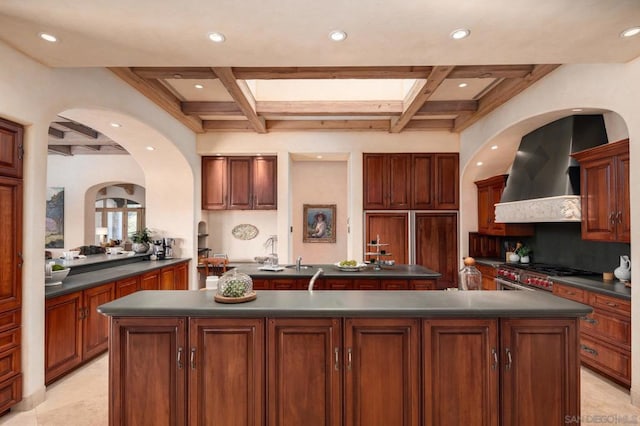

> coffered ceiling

[{"left": 1, "top": 0, "right": 639, "bottom": 151}]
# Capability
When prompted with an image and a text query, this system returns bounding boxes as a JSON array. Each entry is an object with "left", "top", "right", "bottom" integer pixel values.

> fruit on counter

[
  {"left": 51, "top": 264, "right": 66, "bottom": 271},
  {"left": 222, "top": 280, "right": 247, "bottom": 298},
  {"left": 339, "top": 260, "right": 358, "bottom": 267}
]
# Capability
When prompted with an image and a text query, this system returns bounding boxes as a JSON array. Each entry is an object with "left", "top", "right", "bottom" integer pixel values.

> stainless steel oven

[{"left": 495, "top": 277, "right": 536, "bottom": 291}]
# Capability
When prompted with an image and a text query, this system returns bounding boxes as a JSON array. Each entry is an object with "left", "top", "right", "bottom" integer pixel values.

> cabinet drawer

[
  {"left": 589, "top": 293, "right": 630, "bottom": 316},
  {"left": 581, "top": 311, "right": 631, "bottom": 349},
  {"left": 381, "top": 280, "right": 409, "bottom": 290},
  {"left": 326, "top": 279, "right": 352, "bottom": 290},
  {"left": 354, "top": 279, "right": 380, "bottom": 290},
  {"left": 552, "top": 284, "right": 587, "bottom": 303},
  {"left": 0, "top": 346, "right": 21, "bottom": 383},
  {"left": 272, "top": 279, "right": 298, "bottom": 290},
  {"left": 410, "top": 280, "right": 436, "bottom": 290},
  {"left": 0, "top": 309, "right": 20, "bottom": 334},
  {"left": 0, "top": 373, "right": 21, "bottom": 413},
  {"left": 0, "top": 327, "right": 20, "bottom": 353},
  {"left": 580, "top": 335, "right": 630, "bottom": 386},
  {"left": 252, "top": 279, "right": 270, "bottom": 290}
]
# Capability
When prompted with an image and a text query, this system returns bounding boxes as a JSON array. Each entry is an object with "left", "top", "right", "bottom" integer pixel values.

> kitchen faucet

[
  {"left": 308, "top": 268, "right": 324, "bottom": 292},
  {"left": 296, "top": 256, "right": 302, "bottom": 271}
]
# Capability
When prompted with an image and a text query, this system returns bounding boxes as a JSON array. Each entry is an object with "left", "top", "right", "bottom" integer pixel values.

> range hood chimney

[{"left": 495, "top": 115, "right": 608, "bottom": 223}]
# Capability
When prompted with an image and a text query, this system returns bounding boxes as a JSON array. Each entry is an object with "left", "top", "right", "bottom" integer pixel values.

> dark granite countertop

[
  {"left": 474, "top": 258, "right": 503, "bottom": 268},
  {"left": 232, "top": 263, "right": 441, "bottom": 279},
  {"left": 98, "top": 289, "right": 591, "bottom": 318},
  {"left": 551, "top": 275, "right": 631, "bottom": 300},
  {"left": 45, "top": 258, "right": 191, "bottom": 299}
]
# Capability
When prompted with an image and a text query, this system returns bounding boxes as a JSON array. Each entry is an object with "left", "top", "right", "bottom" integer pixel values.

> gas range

[{"left": 495, "top": 263, "right": 598, "bottom": 292}]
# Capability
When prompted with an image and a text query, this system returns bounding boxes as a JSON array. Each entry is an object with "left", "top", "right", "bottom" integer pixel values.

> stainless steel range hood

[{"left": 495, "top": 115, "right": 608, "bottom": 223}]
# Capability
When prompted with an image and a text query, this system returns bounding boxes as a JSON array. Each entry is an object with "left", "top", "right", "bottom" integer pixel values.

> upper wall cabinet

[
  {"left": 572, "top": 139, "right": 630, "bottom": 242},
  {"left": 202, "top": 156, "right": 277, "bottom": 211},
  {"left": 0, "top": 117, "right": 24, "bottom": 179},
  {"left": 474, "top": 175, "right": 534, "bottom": 237},
  {"left": 363, "top": 153, "right": 459, "bottom": 210}
]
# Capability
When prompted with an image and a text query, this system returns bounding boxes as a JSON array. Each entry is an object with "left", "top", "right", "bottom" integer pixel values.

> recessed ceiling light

[
  {"left": 450, "top": 28, "right": 470, "bottom": 40},
  {"left": 620, "top": 26, "right": 640, "bottom": 38},
  {"left": 329, "top": 30, "right": 347, "bottom": 42},
  {"left": 194, "top": 84, "right": 204, "bottom": 89},
  {"left": 39, "top": 32, "right": 58, "bottom": 43},
  {"left": 208, "top": 32, "right": 226, "bottom": 43},
  {"left": 490, "top": 145, "right": 498, "bottom": 150},
  {"left": 146, "top": 146, "right": 155, "bottom": 151},
  {"left": 476, "top": 161, "right": 483, "bottom": 166},
  {"left": 458, "top": 82, "right": 468, "bottom": 88},
  {"left": 572, "top": 108, "right": 583, "bottom": 112},
  {"left": 110, "top": 122, "right": 121, "bottom": 128},
  {"left": 256, "top": 153, "right": 262, "bottom": 156},
  {"left": 316, "top": 155, "right": 323, "bottom": 159}
]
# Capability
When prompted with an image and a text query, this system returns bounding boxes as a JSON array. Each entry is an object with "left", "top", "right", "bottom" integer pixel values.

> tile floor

[{"left": 2, "top": 354, "right": 639, "bottom": 425}]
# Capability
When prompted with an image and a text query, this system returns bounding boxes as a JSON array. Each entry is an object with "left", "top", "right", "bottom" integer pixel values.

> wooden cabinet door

[
  {"left": 267, "top": 318, "right": 342, "bottom": 426},
  {"left": 411, "top": 154, "right": 433, "bottom": 209},
  {"left": 365, "top": 213, "right": 408, "bottom": 264},
  {"left": 476, "top": 184, "right": 491, "bottom": 234},
  {"left": 387, "top": 154, "right": 411, "bottom": 209},
  {"left": 45, "top": 292, "right": 82, "bottom": 384},
  {"left": 115, "top": 276, "right": 139, "bottom": 298},
  {"left": 415, "top": 213, "right": 458, "bottom": 289},
  {"left": 253, "top": 156, "right": 277, "bottom": 210},
  {"left": 140, "top": 270, "right": 160, "bottom": 290},
  {"left": 110, "top": 317, "right": 187, "bottom": 426},
  {"left": 201, "top": 156, "right": 227, "bottom": 210},
  {"left": 423, "top": 319, "right": 499, "bottom": 426},
  {"left": 363, "top": 154, "right": 387, "bottom": 209},
  {"left": 476, "top": 264, "right": 497, "bottom": 290},
  {"left": 0, "top": 177, "right": 22, "bottom": 312},
  {"left": 434, "top": 153, "right": 459, "bottom": 209},
  {"left": 0, "top": 118, "right": 23, "bottom": 179},
  {"left": 228, "top": 157, "right": 253, "bottom": 210},
  {"left": 500, "top": 318, "right": 579, "bottom": 426},
  {"left": 344, "top": 318, "right": 419, "bottom": 426},
  {"left": 616, "top": 150, "right": 630, "bottom": 242},
  {"left": 82, "top": 282, "right": 114, "bottom": 360},
  {"left": 190, "top": 318, "right": 264, "bottom": 426},
  {"left": 580, "top": 155, "right": 616, "bottom": 241},
  {"left": 488, "top": 182, "right": 506, "bottom": 234},
  {"left": 174, "top": 261, "right": 189, "bottom": 290},
  {"left": 160, "top": 266, "right": 176, "bottom": 290}
]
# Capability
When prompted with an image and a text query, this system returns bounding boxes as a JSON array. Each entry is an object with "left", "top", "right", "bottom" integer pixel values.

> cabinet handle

[
  {"left": 18, "top": 143, "right": 24, "bottom": 160},
  {"left": 177, "top": 347, "right": 184, "bottom": 369},
  {"left": 505, "top": 348, "right": 512, "bottom": 371},
  {"left": 609, "top": 212, "right": 616, "bottom": 225},
  {"left": 334, "top": 347, "right": 340, "bottom": 371},
  {"left": 17, "top": 252, "right": 23, "bottom": 269},
  {"left": 347, "top": 348, "right": 353, "bottom": 371},
  {"left": 491, "top": 348, "right": 498, "bottom": 370},
  {"left": 580, "top": 316, "right": 598, "bottom": 325},
  {"left": 617, "top": 211, "right": 623, "bottom": 224},
  {"left": 580, "top": 344, "right": 599, "bottom": 357},
  {"left": 190, "top": 347, "right": 196, "bottom": 370},
  {"left": 566, "top": 291, "right": 576, "bottom": 296},
  {"left": 606, "top": 302, "right": 618, "bottom": 308}
]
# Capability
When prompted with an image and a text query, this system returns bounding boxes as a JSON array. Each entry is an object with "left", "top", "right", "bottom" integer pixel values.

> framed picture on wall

[
  {"left": 45, "top": 187, "right": 64, "bottom": 248},
  {"left": 303, "top": 204, "right": 336, "bottom": 243}
]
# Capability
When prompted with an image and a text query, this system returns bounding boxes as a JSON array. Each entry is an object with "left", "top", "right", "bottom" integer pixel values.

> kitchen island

[{"left": 99, "top": 289, "right": 590, "bottom": 426}]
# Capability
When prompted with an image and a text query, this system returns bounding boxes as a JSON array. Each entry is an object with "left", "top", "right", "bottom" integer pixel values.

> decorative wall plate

[{"left": 232, "top": 224, "right": 259, "bottom": 240}]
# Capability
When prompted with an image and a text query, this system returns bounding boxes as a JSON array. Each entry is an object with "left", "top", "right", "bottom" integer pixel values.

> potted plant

[
  {"left": 517, "top": 245, "right": 532, "bottom": 263},
  {"left": 131, "top": 227, "right": 152, "bottom": 253}
]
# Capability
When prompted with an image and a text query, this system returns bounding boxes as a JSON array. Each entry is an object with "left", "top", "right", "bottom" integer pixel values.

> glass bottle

[{"left": 459, "top": 257, "right": 482, "bottom": 291}]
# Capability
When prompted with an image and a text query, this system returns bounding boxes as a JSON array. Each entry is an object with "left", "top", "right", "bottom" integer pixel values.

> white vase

[
  {"left": 132, "top": 242, "right": 149, "bottom": 254},
  {"left": 520, "top": 255, "right": 530, "bottom": 264},
  {"left": 508, "top": 253, "right": 520, "bottom": 263}
]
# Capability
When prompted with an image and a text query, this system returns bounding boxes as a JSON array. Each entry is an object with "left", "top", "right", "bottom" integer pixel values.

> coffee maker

[
  {"left": 163, "top": 238, "right": 175, "bottom": 259},
  {"left": 153, "top": 240, "right": 165, "bottom": 260}
]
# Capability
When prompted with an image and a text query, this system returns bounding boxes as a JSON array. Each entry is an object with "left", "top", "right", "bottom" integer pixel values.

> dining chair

[{"left": 203, "top": 256, "right": 228, "bottom": 276}]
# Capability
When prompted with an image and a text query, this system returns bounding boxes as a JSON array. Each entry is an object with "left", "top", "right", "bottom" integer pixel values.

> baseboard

[
  {"left": 630, "top": 387, "right": 640, "bottom": 407},
  {"left": 13, "top": 386, "right": 46, "bottom": 411}
]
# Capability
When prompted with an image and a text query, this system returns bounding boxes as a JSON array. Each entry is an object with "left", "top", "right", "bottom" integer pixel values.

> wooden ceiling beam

[
  {"left": 131, "top": 67, "right": 217, "bottom": 80},
  {"left": 48, "top": 126, "right": 65, "bottom": 139},
  {"left": 55, "top": 121, "right": 98, "bottom": 139},
  {"left": 182, "top": 101, "right": 243, "bottom": 116},
  {"left": 448, "top": 65, "right": 535, "bottom": 79},
  {"left": 453, "top": 64, "right": 560, "bottom": 132},
  {"left": 256, "top": 101, "right": 403, "bottom": 116},
  {"left": 266, "top": 120, "right": 390, "bottom": 131},
  {"left": 203, "top": 120, "right": 256, "bottom": 132},
  {"left": 109, "top": 67, "right": 203, "bottom": 133},
  {"left": 390, "top": 66, "right": 455, "bottom": 133},
  {"left": 232, "top": 66, "right": 433, "bottom": 80},
  {"left": 48, "top": 145, "right": 73, "bottom": 156},
  {"left": 415, "top": 100, "right": 478, "bottom": 115},
  {"left": 404, "top": 119, "right": 455, "bottom": 131},
  {"left": 80, "top": 145, "right": 101, "bottom": 151},
  {"left": 211, "top": 67, "right": 266, "bottom": 133}
]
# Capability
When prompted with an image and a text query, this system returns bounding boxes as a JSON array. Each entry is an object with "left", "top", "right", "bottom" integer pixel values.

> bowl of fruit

[
  {"left": 214, "top": 270, "right": 256, "bottom": 303},
  {"left": 45, "top": 264, "right": 70, "bottom": 286},
  {"left": 334, "top": 260, "right": 368, "bottom": 272}
]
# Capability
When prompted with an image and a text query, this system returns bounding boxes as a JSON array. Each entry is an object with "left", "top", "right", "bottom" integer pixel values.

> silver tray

[{"left": 334, "top": 262, "right": 367, "bottom": 272}]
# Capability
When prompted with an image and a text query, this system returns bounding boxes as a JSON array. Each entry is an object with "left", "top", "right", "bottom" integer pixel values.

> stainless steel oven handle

[{"left": 495, "top": 277, "right": 535, "bottom": 291}]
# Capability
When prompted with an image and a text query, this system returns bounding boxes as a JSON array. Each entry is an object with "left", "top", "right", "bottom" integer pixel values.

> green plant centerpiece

[
  {"left": 131, "top": 227, "right": 152, "bottom": 253},
  {"left": 516, "top": 245, "right": 532, "bottom": 263}
]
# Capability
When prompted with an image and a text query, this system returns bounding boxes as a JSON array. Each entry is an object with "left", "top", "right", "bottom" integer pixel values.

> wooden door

[
  {"left": 45, "top": 292, "right": 82, "bottom": 384},
  {"left": 415, "top": 212, "right": 458, "bottom": 289},
  {"left": 201, "top": 156, "right": 227, "bottom": 210},
  {"left": 500, "top": 318, "right": 579, "bottom": 426},
  {"left": 579, "top": 155, "right": 616, "bottom": 241},
  {"left": 160, "top": 266, "right": 176, "bottom": 290},
  {"left": 228, "top": 156, "right": 253, "bottom": 209},
  {"left": 140, "top": 270, "right": 160, "bottom": 290},
  {"left": 365, "top": 213, "right": 408, "bottom": 264},
  {"left": 434, "top": 153, "right": 459, "bottom": 209},
  {"left": 423, "top": 319, "right": 499, "bottom": 426},
  {"left": 0, "top": 118, "right": 23, "bottom": 178},
  {"left": 0, "top": 177, "right": 22, "bottom": 312},
  {"left": 387, "top": 154, "right": 411, "bottom": 209},
  {"left": 115, "top": 276, "right": 139, "bottom": 298},
  {"left": 174, "top": 261, "right": 189, "bottom": 290},
  {"left": 411, "top": 154, "right": 433, "bottom": 209},
  {"left": 82, "top": 282, "right": 114, "bottom": 360},
  {"left": 267, "top": 318, "right": 342, "bottom": 426},
  {"left": 363, "top": 154, "right": 387, "bottom": 209},
  {"left": 616, "top": 150, "right": 630, "bottom": 242},
  {"left": 190, "top": 318, "right": 264, "bottom": 426},
  {"left": 344, "top": 318, "right": 419, "bottom": 426},
  {"left": 253, "top": 156, "right": 277, "bottom": 210},
  {"left": 110, "top": 317, "right": 187, "bottom": 426}
]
